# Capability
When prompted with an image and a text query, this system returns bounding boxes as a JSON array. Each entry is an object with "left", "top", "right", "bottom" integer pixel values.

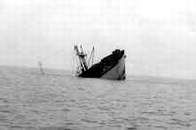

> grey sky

[{"left": 0, "top": 0, "right": 196, "bottom": 79}]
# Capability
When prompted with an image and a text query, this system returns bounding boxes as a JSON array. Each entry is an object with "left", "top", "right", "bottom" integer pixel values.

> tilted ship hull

[
  {"left": 101, "top": 53, "right": 126, "bottom": 80},
  {"left": 74, "top": 45, "right": 126, "bottom": 80}
]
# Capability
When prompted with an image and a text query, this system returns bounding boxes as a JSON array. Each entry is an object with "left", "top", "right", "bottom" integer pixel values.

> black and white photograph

[{"left": 0, "top": 0, "right": 196, "bottom": 130}]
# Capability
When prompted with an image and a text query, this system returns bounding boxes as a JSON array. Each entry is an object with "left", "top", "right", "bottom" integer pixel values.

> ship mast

[
  {"left": 87, "top": 46, "right": 95, "bottom": 67},
  {"left": 38, "top": 61, "right": 45, "bottom": 75},
  {"left": 74, "top": 45, "right": 88, "bottom": 73}
]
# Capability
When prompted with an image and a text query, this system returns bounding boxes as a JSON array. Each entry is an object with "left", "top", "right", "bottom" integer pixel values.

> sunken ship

[{"left": 74, "top": 45, "right": 126, "bottom": 80}]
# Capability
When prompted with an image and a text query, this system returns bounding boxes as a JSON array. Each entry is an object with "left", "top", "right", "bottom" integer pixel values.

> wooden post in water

[{"left": 38, "top": 61, "right": 45, "bottom": 75}]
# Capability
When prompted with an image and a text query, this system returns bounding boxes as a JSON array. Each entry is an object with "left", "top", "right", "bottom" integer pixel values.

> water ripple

[{"left": 0, "top": 66, "right": 196, "bottom": 130}]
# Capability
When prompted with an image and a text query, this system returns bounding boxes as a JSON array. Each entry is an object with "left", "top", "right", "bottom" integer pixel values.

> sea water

[{"left": 0, "top": 66, "right": 196, "bottom": 130}]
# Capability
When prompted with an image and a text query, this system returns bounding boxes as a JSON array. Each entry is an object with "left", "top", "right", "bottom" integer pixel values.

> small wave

[
  {"left": 39, "top": 127, "right": 73, "bottom": 130},
  {"left": 167, "top": 118, "right": 191, "bottom": 127}
]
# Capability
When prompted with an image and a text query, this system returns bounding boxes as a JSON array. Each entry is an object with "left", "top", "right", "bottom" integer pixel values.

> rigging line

[
  {"left": 72, "top": 48, "right": 82, "bottom": 76},
  {"left": 38, "top": 61, "right": 45, "bottom": 75},
  {"left": 38, "top": 49, "right": 66, "bottom": 62},
  {"left": 36, "top": 49, "right": 66, "bottom": 73},
  {"left": 71, "top": 49, "right": 77, "bottom": 76}
]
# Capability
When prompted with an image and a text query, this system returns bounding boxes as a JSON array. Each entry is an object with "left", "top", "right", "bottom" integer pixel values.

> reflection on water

[{"left": 0, "top": 66, "right": 196, "bottom": 130}]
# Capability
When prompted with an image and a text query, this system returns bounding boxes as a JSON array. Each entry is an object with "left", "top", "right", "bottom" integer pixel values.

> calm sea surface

[{"left": 0, "top": 66, "right": 196, "bottom": 130}]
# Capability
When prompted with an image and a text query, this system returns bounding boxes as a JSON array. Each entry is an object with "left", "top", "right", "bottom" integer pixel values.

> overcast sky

[{"left": 0, "top": 0, "right": 196, "bottom": 79}]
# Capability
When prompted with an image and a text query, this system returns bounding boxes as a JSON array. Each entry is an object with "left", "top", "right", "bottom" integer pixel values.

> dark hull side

[{"left": 79, "top": 49, "right": 126, "bottom": 80}]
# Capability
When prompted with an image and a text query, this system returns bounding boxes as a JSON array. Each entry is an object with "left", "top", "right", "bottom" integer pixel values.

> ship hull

[
  {"left": 78, "top": 49, "right": 126, "bottom": 80},
  {"left": 101, "top": 55, "right": 126, "bottom": 80}
]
